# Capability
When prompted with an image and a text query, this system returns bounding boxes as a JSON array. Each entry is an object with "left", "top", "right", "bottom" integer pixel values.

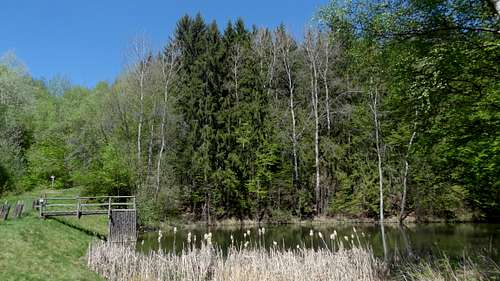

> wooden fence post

[
  {"left": 39, "top": 198, "right": 43, "bottom": 218},
  {"left": 76, "top": 197, "right": 81, "bottom": 218},
  {"left": 1, "top": 203, "right": 11, "bottom": 221},
  {"left": 13, "top": 201, "right": 24, "bottom": 219}
]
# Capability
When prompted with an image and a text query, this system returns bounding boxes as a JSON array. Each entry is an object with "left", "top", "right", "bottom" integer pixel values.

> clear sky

[{"left": 0, "top": 0, "right": 328, "bottom": 87}]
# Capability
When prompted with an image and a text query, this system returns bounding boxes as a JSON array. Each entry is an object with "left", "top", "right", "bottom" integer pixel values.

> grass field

[{"left": 0, "top": 188, "right": 106, "bottom": 281}]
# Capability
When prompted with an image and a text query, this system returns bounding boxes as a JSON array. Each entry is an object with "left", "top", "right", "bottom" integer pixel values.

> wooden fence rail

[
  {"left": 37, "top": 195, "right": 137, "bottom": 242},
  {"left": 38, "top": 196, "right": 136, "bottom": 219}
]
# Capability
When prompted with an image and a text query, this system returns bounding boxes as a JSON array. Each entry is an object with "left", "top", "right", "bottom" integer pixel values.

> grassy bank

[
  {"left": 0, "top": 187, "right": 106, "bottom": 281},
  {"left": 0, "top": 215, "right": 104, "bottom": 281}
]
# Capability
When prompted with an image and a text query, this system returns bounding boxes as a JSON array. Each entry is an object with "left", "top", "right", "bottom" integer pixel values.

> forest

[{"left": 1, "top": 0, "right": 499, "bottom": 225}]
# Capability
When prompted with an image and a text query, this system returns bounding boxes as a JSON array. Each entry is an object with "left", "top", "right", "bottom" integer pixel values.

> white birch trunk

[
  {"left": 305, "top": 30, "right": 321, "bottom": 214},
  {"left": 277, "top": 30, "right": 300, "bottom": 186},
  {"left": 156, "top": 46, "right": 177, "bottom": 199},
  {"left": 370, "top": 87, "right": 384, "bottom": 224},
  {"left": 399, "top": 110, "right": 418, "bottom": 224}
]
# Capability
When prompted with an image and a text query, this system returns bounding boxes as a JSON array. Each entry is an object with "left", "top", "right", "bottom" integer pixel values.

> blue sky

[{"left": 0, "top": 0, "right": 328, "bottom": 87}]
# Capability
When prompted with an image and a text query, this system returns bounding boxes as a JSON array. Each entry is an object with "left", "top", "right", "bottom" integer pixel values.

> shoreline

[{"left": 146, "top": 214, "right": 487, "bottom": 231}]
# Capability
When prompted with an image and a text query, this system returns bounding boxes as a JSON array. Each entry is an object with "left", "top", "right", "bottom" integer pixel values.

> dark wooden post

[{"left": 1, "top": 203, "right": 11, "bottom": 221}]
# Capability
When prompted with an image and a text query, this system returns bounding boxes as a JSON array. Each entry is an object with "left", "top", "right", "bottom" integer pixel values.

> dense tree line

[{"left": 0, "top": 0, "right": 498, "bottom": 224}]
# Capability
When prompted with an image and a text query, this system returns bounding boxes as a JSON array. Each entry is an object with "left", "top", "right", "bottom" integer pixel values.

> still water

[{"left": 137, "top": 223, "right": 500, "bottom": 261}]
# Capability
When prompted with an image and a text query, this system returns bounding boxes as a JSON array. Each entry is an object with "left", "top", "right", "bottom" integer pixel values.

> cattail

[
  {"left": 261, "top": 227, "right": 265, "bottom": 235},
  {"left": 351, "top": 234, "right": 355, "bottom": 239},
  {"left": 173, "top": 227, "right": 177, "bottom": 233},
  {"left": 318, "top": 232, "right": 323, "bottom": 239},
  {"left": 247, "top": 229, "right": 251, "bottom": 236},
  {"left": 309, "top": 229, "right": 314, "bottom": 237},
  {"left": 344, "top": 236, "right": 349, "bottom": 241},
  {"left": 187, "top": 232, "right": 192, "bottom": 243},
  {"left": 157, "top": 230, "right": 163, "bottom": 251},
  {"left": 330, "top": 233, "right": 335, "bottom": 240},
  {"left": 87, "top": 240, "right": 382, "bottom": 281},
  {"left": 244, "top": 233, "right": 247, "bottom": 239},
  {"left": 203, "top": 233, "right": 212, "bottom": 244}
]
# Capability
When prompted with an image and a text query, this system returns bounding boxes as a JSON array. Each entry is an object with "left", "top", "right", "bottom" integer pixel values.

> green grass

[
  {"left": 0, "top": 188, "right": 108, "bottom": 281},
  {"left": 0, "top": 214, "right": 104, "bottom": 281}
]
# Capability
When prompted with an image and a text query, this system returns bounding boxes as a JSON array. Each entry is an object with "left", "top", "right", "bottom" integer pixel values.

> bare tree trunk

[
  {"left": 277, "top": 29, "right": 300, "bottom": 186},
  {"left": 290, "top": 85, "right": 299, "bottom": 186},
  {"left": 156, "top": 45, "right": 178, "bottom": 200},
  {"left": 156, "top": 119, "right": 166, "bottom": 199},
  {"left": 147, "top": 122, "right": 155, "bottom": 177},
  {"left": 321, "top": 36, "right": 331, "bottom": 134},
  {"left": 268, "top": 38, "right": 277, "bottom": 102},
  {"left": 399, "top": 111, "right": 418, "bottom": 224},
  {"left": 305, "top": 30, "right": 321, "bottom": 214},
  {"left": 252, "top": 29, "right": 276, "bottom": 102},
  {"left": 370, "top": 87, "right": 384, "bottom": 224},
  {"left": 137, "top": 69, "right": 144, "bottom": 173},
  {"left": 127, "top": 36, "right": 151, "bottom": 182},
  {"left": 146, "top": 97, "right": 158, "bottom": 180},
  {"left": 371, "top": 86, "right": 388, "bottom": 260}
]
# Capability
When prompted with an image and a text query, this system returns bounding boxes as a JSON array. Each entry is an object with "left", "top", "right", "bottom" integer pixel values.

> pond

[{"left": 137, "top": 223, "right": 500, "bottom": 262}]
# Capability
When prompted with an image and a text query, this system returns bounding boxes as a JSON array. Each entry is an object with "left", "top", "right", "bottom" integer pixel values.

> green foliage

[
  {"left": 1, "top": 1, "right": 498, "bottom": 223},
  {"left": 80, "top": 144, "right": 134, "bottom": 196}
]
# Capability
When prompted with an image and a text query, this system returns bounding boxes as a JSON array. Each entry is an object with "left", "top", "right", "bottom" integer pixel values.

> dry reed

[{"left": 87, "top": 240, "right": 383, "bottom": 281}]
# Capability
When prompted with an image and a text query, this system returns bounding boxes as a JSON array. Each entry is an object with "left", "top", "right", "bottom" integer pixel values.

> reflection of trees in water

[{"left": 136, "top": 223, "right": 500, "bottom": 262}]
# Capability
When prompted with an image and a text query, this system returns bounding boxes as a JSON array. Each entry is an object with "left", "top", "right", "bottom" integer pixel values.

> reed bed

[
  {"left": 396, "top": 255, "right": 500, "bottom": 281},
  {"left": 87, "top": 238, "right": 383, "bottom": 281}
]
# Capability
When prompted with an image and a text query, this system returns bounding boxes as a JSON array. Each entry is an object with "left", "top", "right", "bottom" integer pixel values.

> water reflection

[{"left": 137, "top": 223, "right": 500, "bottom": 262}]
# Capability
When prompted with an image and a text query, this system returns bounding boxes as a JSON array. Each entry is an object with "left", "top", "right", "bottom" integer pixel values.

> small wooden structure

[
  {"left": 109, "top": 209, "right": 137, "bottom": 243},
  {"left": 38, "top": 195, "right": 137, "bottom": 242},
  {"left": 13, "top": 201, "right": 24, "bottom": 219},
  {"left": 0, "top": 203, "right": 10, "bottom": 221}
]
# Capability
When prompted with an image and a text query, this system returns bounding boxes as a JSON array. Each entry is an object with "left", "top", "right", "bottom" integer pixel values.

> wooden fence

[
  {"left": 37, "top": 195, "right": 137, "bottom": 242},
  {"left": 0, "top": 201, "right": 25, "bottom": 221}
]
